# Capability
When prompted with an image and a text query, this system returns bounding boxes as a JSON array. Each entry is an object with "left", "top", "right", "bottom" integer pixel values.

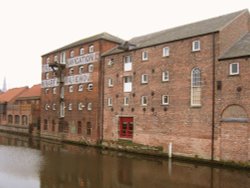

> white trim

[
  {"left": 124, "top": 96, "right": 129, "bottom": 106},
  {"left": 192, "top": 40, "right": 200, "bottom": 52},
  {"left": 141, "top": 96, "right": 148, "bottom": 106},
  {"left": 108, "top": 78, "right": 113, "bottom": 87},
  {"left": 162, "top": 47, "right": 170, "bottom": 57},
  {"left": 162, "top": 71, "right": 169, "bottom": 82},
  {"left": 107, "top": 98, "right": 112, "bottom": 106},
  {"left": 162, "top": 95, "right": 169, "bottom": 105},
  {"left": 141, "top": 74, "right": 148, "bottom": 84},
  {"left": 229, "top": 63, "right": 239, "bottom": 75},
  {"left": 142, "top": 51, "right": 148, "bottom": 61}
]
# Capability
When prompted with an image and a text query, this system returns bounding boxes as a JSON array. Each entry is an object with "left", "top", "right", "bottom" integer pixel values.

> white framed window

[
  {"left": 78, "top": 84, "right": 83, "bottom": 92},
  {"left": 141, "top": 96, "right": 148, "bottom": 106},
  {"left": 141, "top": 74, "right": 148, "bottom": 84},
  {"left": 46, "top": 57, "right": 50, "bottom": 64},
  {"left": 89, "top": 45, "right": 94, "bottom": 53},
  {"left": 70, "top": 50, "right": 75, "bottom": 58},
  {"left": 124, "top": 96, "right": 129, "bottom": 106},
  {"left": 69, "top": 85, "right": 74, "bottom": 93},
  {"left": 52, "top": 87, "right": 57, "bottom": 94},
  {"left": 108, "top": 78, "right": 113, "bottom": 87},
  {"left": 68, "top": 103, "right": 73, "bottom": 111},
  {"left": 163, "top": 47, "right": 170, "bottom": 57},
  {"left": 87, "top": 83, "right": 93, "bottom": 91},
  {"left": 52, "top": 103, "right": 56, "bottom": 110},
  {"left": 60, "top": 87, "right": 64, "bottom": 99},
  {"left": 142, "top": 51, "right": 148, "bottom": 61},
  {"left": 80, "top": 48, "right": 84, "bottom": 55},
  {"left": 87, "top": 103, "right": 92, "bottom": 111},
  {"left": 229, "top": 63, "right": 239, "bottom": 75},
  {"left": 60, "top": 102, "right": 65, "bottom": 117},
  {"left": 60, "top": 51, "right": 66, "bottom": 64},
  {"left": 107, "top": 98, "right": 112, "bottom": 106},
  {"left": 124, "top": 55, "right": 132, "bottom": 71},
  {"left": 45, "top": 88, "right": 49, "bottom": 94},
  {"left": 191, "top": 68, "right": 201, "bottom": 106},
  {"left": 162, "top": 71, "right": 169, "bottom": 82},
  {"left": 192, "top": 40, "right": 200, "bottom": 52},
  {"left": 108, "top": 58, "right": 114, "bottom": 67},
  {"left": 45, "top": 104, "right": 50, "bottom": 110},
  {"left": 79, "top": 66, "right": 84, "bottom": 74},
  {"left": 54, "top": 55, "right": 58, "bottom": 63},
  {"left": 162, "top": 95, "right": 169, "bottom": 105},
  {"left": 124, "top": 76, "right": 132, "bottom": 92},
  {"left": 45, "top": 72, "right": 49, "bottom": 79},
  {"left": 69, "top": 68, "right": 74, "bottom": 75},
  {"left": 88, "top": 64, "right": 94, "bottom": 72},
  {"left": 78, "top": 102, "right": 84, "bottom": 110}
]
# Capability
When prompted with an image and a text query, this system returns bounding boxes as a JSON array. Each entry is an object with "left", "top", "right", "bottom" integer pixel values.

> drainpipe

[{"left": 211, "top": 33, "right": 216, "bottom": 161}]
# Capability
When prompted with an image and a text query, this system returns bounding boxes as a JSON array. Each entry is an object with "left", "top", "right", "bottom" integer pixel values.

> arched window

[
  {"left": 191, "top": 68, "right": 201, "bottom": 106},
  {"left": 8, "top": 115, "right": 13, "bottom": 124},
  {"left": 22, "top": 115, "right": 28, "bottom": 125},
  {"left": 15, "top": 115, "right": 20, "bottom": 125}
]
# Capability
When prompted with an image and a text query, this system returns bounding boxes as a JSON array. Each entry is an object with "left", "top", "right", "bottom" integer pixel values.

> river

[{"left": 0, "top": 132, "right": 249, "bottom": 188}]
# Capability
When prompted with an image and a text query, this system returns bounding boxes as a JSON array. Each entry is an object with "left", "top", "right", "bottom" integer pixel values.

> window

[
  {"left": 80, "top": 48, "right": 84, "bottom": 55},
  {"left": 108, "top": 58, "right": 114, "bottom": 67},
  {"left": 70, "top": 50, "right": 75, "bottom": 58},
  {"left": 60, "top": 102, "right": 65, "bottom": 117},
  {"left": 124, "top": 76, "right": 132, "bottom": 92},
  {"left": 69, "top": 68, "right": 74, "bottom": 75},
  {"left": 192, "top": 40, "right": 200, "bottom": 52},
  {"left": 45, "top": 72, "right": 49, "bottom": 79},
  {"left": 22, "top": 115, "right": 28, "bottom": 125},
  {"left": 60, "top": 51, "right": 66, "bottom": 64},
  {"left": 60, "top": 87, "right": 64, "bottom": 99},
  {"left": 108, "top": 98, "right": 112, "bottom": 106},
  {"left": 142, "top": 51, "right": 148, "bottom": 61},
  {"left": 87, "top": 83, "right": 93, "bottom": 91},
  {"left": 15, "top": 115, "right": 20, "bottom": 124},
  {"left": 108, "top": 78, "right": 113, "bottom": 87},
  {"left": 52, "top": 120, "right": 55, "bottom": 132},
  {"left": 45, "top": 104, "right": 50, "bottom": 110},
  {"left": 87, "top": 103, "right": 92, "bottom": 111},
  {"left": 45, "top": 88, "right": 49, "bottom": 94},
  {"left": 89, "top": 45, "right": 94, "bottom": 53},
  {"left": 229, "top": 63, "right": 239, "bottom": 75},
  {"left": 162, "top": 71, "right": 169, "bottom": 82},
  {"left": 52, "top": 103, "right": 56, "bottom": 110},
  {"left": 44, "top": 119, "right": 48, "bottom": 130},
  {"left": 69, "top": 85, "right": 74, "bottom": 93},
  {"left": 124, "top": 56, "right": 132, "bottom": 71},
  {"left": 88, "top": 64, "right": 94, "bottom": 72},
  {"left": 78, "top": 102, "right": 84, "bottom": 110},
  {"left": 8, "top": 115, "right": 13, "bottom": 124},
  {"left": 77, "top": 121, "right": 82, "bottom": 134},
  {"left": 141, "top": 74, "right": 148, "bottom": 84},
  {"left": 141, "top": 96, "right": 148, "bottom": 106},
  {"left": 46, "top": 57, "right": 50, "bottom": 64},
  {"left": 52, "top": 87, "right": 57, "bottom": 94},
  {"left": 78, "top": 84, "right": 83, "bottom": 92},
  {"left": 79, "top": 66, "right": 84, "bottom": 74},
  {"left": 86, "top": 122, "right": 91, "bottom": 136},
  {"left": 124, "top": 96, "right": 129, "bottom": 106},
  {"left": 191, "top": 68, "right": 201, "bottom": 106},
  {"left": 54, "top": 55, "right": 58, "bottom": 63},
  {"left": 68, "top": 103, "right": 73, "bottom": 111},
  {"left": 162, "top": 95, "right": 169, "bottom": 105},
  {"left": 163, "top": 47, "right": 170, "bottom": 57}
]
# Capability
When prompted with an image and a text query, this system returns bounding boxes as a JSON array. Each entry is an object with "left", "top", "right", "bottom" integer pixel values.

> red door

[{"left": 119, "top": 117, "right": 133, "bottom": 139}]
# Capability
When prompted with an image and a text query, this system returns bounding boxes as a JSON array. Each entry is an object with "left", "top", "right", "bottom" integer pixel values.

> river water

[{"left": 0, "top": 132, "right": 249, "bottom": 188}]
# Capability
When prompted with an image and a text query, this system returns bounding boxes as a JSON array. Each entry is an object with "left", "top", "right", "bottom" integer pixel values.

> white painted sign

[
  {"left": 67, "top": 52, "right": 99, "bottom": 68},
  {"left": 42, "top": 78, "right": 59, "bottom": 88},
  {"left": 64, "top": 73, "right": 92, "bottom": 85}
]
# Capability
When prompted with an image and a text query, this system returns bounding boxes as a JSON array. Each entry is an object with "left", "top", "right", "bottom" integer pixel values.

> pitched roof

[
  {"left": 16, "top": 84, "right": 41, "bottom": 100},
  {"left": 103, "top": 9, "right": 248, "bottom": 56},
  {"left": 0, "top": 87, "right": 28, "bottom": 103},
  {"left": 219, "top": 32, "right": 250, "bottom": 60},
  {"left": 42, "top": 32, "right": 125, "bottom": 56}
]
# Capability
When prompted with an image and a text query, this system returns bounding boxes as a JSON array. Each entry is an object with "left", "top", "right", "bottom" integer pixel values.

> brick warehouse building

[
  {"left": 102, "top": 9, "right": 250, "bottom": 163},
  {"left": 41, "top": 33, "right": 124, "bottom": 143}
]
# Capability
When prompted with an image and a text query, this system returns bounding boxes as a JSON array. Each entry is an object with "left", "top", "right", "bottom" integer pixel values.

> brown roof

[
  {"left": 103, "top": 9, "right": 248, "bottom": 56},
  {"left": 0, "top": 87, "right": 28, "bottom": 103},
  {"left": 16, "top": 84, "right": 41, "bottom": 100},
  {"left": 42, "top": 32, "right": 125, "bottom": 56},
  {"left": 219, "top": 32, "right": 250, "bottom": 60}
]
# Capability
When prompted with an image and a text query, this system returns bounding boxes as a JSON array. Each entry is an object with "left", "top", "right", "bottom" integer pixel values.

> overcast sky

[{"left": 0, "top": 0, "right": 249, "bottom": 89}]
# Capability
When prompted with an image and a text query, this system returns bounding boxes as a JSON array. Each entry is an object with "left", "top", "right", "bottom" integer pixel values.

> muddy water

[{"left": 0, "top": 132, "right": 249, "bottom": 188}]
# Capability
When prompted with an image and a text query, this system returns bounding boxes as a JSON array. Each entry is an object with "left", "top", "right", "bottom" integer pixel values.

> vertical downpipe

[{"left": 211, "top": 33, "right": 216, "bottom": 161}]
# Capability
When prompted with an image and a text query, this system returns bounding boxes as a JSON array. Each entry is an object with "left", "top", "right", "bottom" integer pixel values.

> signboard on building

[
  {"left": 64, "top": 73, "right": 92, "bottom": 85},
  {"left": 67, "top": 52, "right": 99, "bottom": 68},
  {"left": 42, "top": 78, "right": 59, "bottom": 88}
]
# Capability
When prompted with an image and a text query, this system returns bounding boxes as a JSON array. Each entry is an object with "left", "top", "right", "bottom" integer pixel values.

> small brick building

[
  {"left": 40, "top": 33, "right": 124, "bottom": 143},
  {"left": 102, "top": 9, "right": 250, "bottom": 163}
]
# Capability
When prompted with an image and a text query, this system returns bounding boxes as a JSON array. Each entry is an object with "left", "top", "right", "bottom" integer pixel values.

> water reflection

[{"left": 0, "top": 132, "right": 249, "bottom": 188}]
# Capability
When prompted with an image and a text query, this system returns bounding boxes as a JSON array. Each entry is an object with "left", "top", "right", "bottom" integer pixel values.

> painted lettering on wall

[
  {"left": 67, "top": 52, "right": 99, "bottom": 68},
  {"left": 42, "top": 78, "right": 59, "bottom": 88},
  {"left": 64, "top": 73, "right": 92, "bottom": 85},
  {"left": 42, "top": 64, "right": 53, "bottom": 73}
]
